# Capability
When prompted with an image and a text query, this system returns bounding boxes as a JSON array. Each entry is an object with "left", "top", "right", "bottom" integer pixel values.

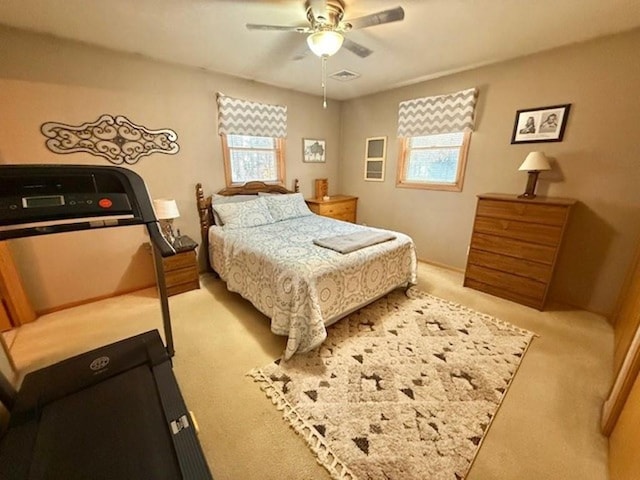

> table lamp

[
  {"left": 153, "top": 199, "right": 180, "bottom": 245},
  {"left": 518, "top": 152, "right": 551, "bottom": 199}
]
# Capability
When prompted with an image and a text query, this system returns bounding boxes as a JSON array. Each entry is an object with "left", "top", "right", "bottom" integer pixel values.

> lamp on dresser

[{"left": 518, "top": 151, "right": 551, "bottom": 199}]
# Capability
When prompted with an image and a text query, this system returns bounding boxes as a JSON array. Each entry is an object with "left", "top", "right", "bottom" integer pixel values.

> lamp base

[
  {"left": 159, "top": 219, "right": 176, "bottom": 246},
  {"left": 518, "top": 171, "right": 540, "bottom": 199}
]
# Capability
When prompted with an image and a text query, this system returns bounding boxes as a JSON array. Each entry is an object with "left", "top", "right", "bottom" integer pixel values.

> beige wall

[
  {"left": 339, "top": 28, "right": 640, "bottom": 315},
  {"left": 1, "top": 25, "right": 639, "bottom": 316},
  {"left": 0, "top": 26, "right": 342, "bottom": 312}
]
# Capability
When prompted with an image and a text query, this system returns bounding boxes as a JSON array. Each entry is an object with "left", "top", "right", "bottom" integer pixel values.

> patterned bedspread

[{"left": 209, "top": 215, "right": 417, "bottom": 359}]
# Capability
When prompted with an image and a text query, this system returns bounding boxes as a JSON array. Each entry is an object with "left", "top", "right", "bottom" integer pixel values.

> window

[
  {"left": 216, "top": 93, "right": 288, "bottom": 187},
  {"left": 221, "top": 134, "right": 285, "bottom": 187},
  {"left": 396, "top": 131, "right": 471, "bottom": 191}
]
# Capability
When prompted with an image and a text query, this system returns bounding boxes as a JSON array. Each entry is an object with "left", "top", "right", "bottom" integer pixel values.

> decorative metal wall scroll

[{"left": 41, "top": 114, "right": 180, "bottom": 165}]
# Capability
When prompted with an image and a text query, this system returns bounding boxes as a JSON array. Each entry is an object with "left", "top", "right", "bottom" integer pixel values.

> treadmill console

[
  {"left": 0, "top": 165, "right": 174, "bottom": 259},
  {"left": 0, "top": 171, "right": 133, "bottom": 226}
]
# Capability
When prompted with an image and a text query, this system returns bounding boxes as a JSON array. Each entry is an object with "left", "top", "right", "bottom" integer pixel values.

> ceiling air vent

[{"left": 329, "top": 69, "right": 361, "bottom": 82}]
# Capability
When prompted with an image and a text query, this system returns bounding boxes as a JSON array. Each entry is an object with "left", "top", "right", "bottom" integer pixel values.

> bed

[{"left": 196, "top": 182, "right": 417, "bottom": 359}]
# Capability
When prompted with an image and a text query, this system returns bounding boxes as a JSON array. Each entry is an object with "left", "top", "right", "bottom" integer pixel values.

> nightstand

[
  {"left": 155, "top": 235, "right": 200, "bottom": 297},
  {"left": 305, "top": 195, "right": 358, "bottom": 223}
]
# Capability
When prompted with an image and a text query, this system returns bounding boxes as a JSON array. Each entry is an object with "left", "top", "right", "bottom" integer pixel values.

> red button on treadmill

[{"left": 98, "top": 198, "right": 113, "bottom": 208}]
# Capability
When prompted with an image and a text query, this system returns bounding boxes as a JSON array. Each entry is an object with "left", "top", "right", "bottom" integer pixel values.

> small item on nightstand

[
  {"left": 315, "top": 178, "right": 328, "bottom": 199},
  {"left": 323, "top": 195, "right": 330, "bottom": 201},
  {"left": 173, "top": 229, "right": 182, "bottom": 248}
]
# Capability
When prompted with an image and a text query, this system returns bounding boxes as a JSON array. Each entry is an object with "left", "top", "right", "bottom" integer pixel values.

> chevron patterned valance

[
  {"left": 397, "top": 88, "right": 478, "bottom": 137},
  {"left": 217, "top": 93, "right": 287, "bottom": 138}
]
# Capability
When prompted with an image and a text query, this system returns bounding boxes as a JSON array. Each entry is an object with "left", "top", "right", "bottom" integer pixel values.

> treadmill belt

[
  {"left": 30, "top": 365, "right": 181, "bottom": 480},
  {"left": 0, "top": 331, "right": 212, "bottom": 479}
]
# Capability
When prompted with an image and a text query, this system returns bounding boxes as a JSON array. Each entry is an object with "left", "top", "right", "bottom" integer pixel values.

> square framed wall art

[{"left": 302, "top": 138, "right": 326, "bottom": 163}]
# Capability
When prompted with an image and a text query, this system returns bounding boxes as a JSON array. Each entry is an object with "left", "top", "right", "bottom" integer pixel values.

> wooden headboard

[{"left": 195, "top": 181, "right": 294, "bottom": 265}]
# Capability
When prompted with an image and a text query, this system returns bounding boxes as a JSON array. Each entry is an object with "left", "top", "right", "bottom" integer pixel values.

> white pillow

[
  {"left": 211, "top": 194, "right": 257, "bottom": 225},
  {"left": 212, "top": 197, "right": 275, "bottom": 229},
  {"left": 262, "top": 193, "right": 313, "bottom": 222}
]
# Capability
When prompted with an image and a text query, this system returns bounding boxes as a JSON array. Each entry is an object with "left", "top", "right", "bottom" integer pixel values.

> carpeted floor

[{"left": 2, "top": 262, "right": 612, "bottom": 479}]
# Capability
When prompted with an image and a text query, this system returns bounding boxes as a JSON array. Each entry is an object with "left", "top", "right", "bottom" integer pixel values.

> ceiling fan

[{"left": 246, "top": 0, "right": 405, "bottom": 59}]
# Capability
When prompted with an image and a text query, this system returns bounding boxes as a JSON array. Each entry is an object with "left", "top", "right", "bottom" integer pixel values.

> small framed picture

[
  {"left": 302, "top": 138, "right": 326, "bottom": 163},
  {"left": 510, "top": 104, "right": 571, "bottom": 144}
]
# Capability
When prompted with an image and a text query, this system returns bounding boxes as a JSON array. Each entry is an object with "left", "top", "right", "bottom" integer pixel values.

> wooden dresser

[
  {"left": 463, "top": 193, "right": 576, "bottom": 310},
  {"left": 306, "top": 195, "right": 358, "bottom": 223}
]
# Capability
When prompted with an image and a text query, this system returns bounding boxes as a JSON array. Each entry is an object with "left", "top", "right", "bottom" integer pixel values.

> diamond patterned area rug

[{"left": 249, "top": 288, "right": 535, "bottom": 480}]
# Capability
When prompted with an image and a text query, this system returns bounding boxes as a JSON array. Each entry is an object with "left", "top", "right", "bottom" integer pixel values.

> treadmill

[{"left": 0, "top": 165, "right": 213, "bottom": 479}]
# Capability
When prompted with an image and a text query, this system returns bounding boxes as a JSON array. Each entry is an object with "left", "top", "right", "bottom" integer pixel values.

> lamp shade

[
  {"left": 153, "top": 199, "right": 180, "bottom": 220},
  {"left": 519, "top": 152, "right": 551, "bottom": 172},
  {"left": 307, "top": 31, "right": 344, "bottom": 57}
]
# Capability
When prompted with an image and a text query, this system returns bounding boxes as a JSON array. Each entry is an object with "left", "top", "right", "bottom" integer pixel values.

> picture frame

[
  {"left": 302, "top": 138, "right": 326, "bottom": 163},
  {"left": 364, "top": 136, "right": 387, "bottom": 182},
  {"left": 510, "top": 104, "right": 571, "bottom": 144}
]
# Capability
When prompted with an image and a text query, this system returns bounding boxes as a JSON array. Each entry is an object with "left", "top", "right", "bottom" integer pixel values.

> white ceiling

[{"left": 1, "top": 0, "right": 639, "bottom": 100}]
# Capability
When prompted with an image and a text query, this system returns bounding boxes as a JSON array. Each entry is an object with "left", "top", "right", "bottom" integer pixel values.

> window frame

[
  {"left": 220, "top": 134, "right": 286, "bottom": 187},
  {"left": 395, "top": 131, "right": 471, "bottom": 192}
]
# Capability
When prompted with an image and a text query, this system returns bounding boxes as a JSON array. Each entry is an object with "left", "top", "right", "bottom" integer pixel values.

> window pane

[
  {"left": 227, "top": 134, "right": 275, "bottom": 149},
  {"left": 407, "top": 147, "right": 459, "bottom": 183},
  {"left": 366, "top": 139, "right": 385, "bottom": 158},
  {"left": 366, "top": 160, "right": 384, "bottom": 179},
  {"left": 410, "top": 132, "right": 463, "bottom": 148},
  {"left": 230, "top": 150, "right": 277, "bottom": 183}
]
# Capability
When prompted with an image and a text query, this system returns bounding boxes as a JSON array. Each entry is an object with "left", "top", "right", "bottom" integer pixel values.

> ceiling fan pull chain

[{"left": 322, "top": 55, "right": 328, "bottom": 109}]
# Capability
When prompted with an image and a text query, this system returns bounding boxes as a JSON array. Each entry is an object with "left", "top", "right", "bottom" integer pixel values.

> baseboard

[
  {"left": 35, "top": 283, "right": 157, "bottom": 317},
  {"left": 417, "top": 257, "right": 465, "bottom": 274}
]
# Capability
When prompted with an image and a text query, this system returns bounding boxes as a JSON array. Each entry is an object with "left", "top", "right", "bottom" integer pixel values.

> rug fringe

[{"left": 247, "top": 369, "right": 357, "bottom": 480}]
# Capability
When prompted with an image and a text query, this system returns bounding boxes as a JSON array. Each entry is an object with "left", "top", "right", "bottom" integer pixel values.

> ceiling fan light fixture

[{"left": 307, "top": 30, "right": 344, "bottom": 57}]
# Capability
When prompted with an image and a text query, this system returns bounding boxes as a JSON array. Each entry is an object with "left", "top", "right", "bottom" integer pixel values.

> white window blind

[
  {"left": 216, "top": 93, "right": 287, "bottom": 138},
  {"left": 397, "top": 88, "right": 478, "bottom": 138}
]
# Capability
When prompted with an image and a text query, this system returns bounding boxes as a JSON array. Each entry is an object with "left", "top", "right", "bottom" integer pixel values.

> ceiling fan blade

[
  {"left": 342, "top": 38, "right": 373, "bottom": 58},
  {"left": 346, "top": 6, "right": 405, "bottom": 30},
  {"left": 246, "top": 23, "right": 310, "bottom": 33}
]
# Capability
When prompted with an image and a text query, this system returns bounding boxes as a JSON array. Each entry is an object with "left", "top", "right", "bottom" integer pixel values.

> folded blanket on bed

[{"left": 313, "top": 230, "right": 396, "bottom": 254}]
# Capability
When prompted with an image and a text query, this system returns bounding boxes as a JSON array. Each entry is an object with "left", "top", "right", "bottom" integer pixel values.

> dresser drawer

[
  {"left": 465, "top": 264, "right": 547, "bottom": 303},
  {"left": 320, "top": 202, "right": 356, "bottom": 222},
  {"left": 471, "top": 232, "right": 557, "bottom": 265},
  {"left": 319, "top": 202, "right": 354, "bottom": 217},
  {"left": 463, "top": 278, "right": 544, "bottom": 310},
  {"left": 167, "top": 279, "right": 200, "bottom": 297},
  {"left": 477, "top": 199, "right": 569, "bottom": 226},
  {"left": 467, "top": 248, "right": 553, "bottom": 283},
  {"left": 306, "top": 195, "right": 358, "bottom": 223},
  {"left": 165, "top": 265, "right": 199, "bottom": 287},
  {"left": 331, "top": 211, "right": 356, "bottom": 222},
  {"left": 163, "top": 250, "right": 197, "bottom": 272},
  {"left": 473, "top": 216, "right": 563, "bottom": 247}
]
